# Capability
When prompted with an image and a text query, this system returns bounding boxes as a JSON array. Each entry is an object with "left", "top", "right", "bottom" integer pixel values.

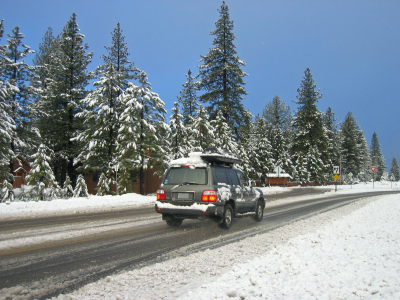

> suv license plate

[{"left": 178, "top": 193, "right": 190, "bottom": 199}]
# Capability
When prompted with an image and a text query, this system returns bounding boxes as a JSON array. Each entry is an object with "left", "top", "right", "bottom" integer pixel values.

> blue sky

[{"left": 1, "top": 0, "right": 399, "bottom": 172}]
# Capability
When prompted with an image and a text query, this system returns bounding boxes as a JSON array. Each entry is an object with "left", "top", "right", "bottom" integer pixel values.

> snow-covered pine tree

[
  {"left": 263, "top": 95, "right": 292, "bottom": 171},
  {"left": 38, "top": 14, "right": 92, "bottom": 187},
  {"left": 1, "top": 179, "right": 13, "bottom": 203},
  {"left": 291, "top": 68, "right": 329, "bottom": 183},
  {"left": 248, "top": 116, "right": 274, "bottom": 183},
  {"left": 263, "top": 95, "right": 291, "bottom": 133},
  {"left": 390, "top": 157, "right": 399, "bottom": 181},
  {"left": 210, "top": 110, "right": 238, "bottom": 155},
  {"left": 236, "top": 110, "right": 253, "bottom": 177},
  {"left": 323, "top": 107, "right": 341, "bottom": 171},
  {"left": 3, "top": 26, "right": 38, "bottom": 174},
  {"left": 31, "top": 28, "right": 60, "bottom": 137},
  {"left": 340, "top": 112, "right": 359, "bottom": 176},
  {"left": 74, "top": 23, "right": 138, "bottom": 178},
  {"left": 116, "top": 168, "right": 133, "bottom": 195},
  {"left": 26, "top": 144, "right": 58, "bottom": 201},
  {"left": 117, "top": 71, "right": 168, "bottom": 195},
  {"left": 169, "top": 102, "right": 190, "bottom": 159},
  {"left": 292, "top": 153, "right": 310, "bottom": 183},
  {"left": 369, "top": 132, "right": 386, "bottom": 181},
  {"left": 196, "top": 1, "right": 248, "bottom": 137},
  {"left": 96, "top": 173, "right": 110, "bottom": 196},
  {"left": 0, "top": 19, "right": 16, "bottom": 182},
  {"left": 355, "top": 128, "right": 371, "bottom": 182},
  {"left": 177, "top": 69, "right": 198, "bottom": 125},
  {"left": 189, "top": 104, "right": 214, "bottom": 152},
  {"left": 62, "top": 174, "right": 74, "bottom": 199},
  {"left": 73, "top": 174, "right": 89, "bottom": 198}
]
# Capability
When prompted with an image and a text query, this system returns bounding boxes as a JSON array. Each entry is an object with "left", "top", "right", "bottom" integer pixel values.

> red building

[{"left": 12, "top": 156, "right": 32, "bottom": 188}]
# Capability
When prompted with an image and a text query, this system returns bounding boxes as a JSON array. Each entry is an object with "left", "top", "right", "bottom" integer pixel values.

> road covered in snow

[{"left": 1, "top": 182, "right": 400, "bottom": 299}]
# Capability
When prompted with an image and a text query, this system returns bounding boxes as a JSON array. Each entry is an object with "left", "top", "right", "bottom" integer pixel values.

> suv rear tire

[
  {"left": 221, "top": 204, "right": 233, "bottom": 229},
  {"left": 254, "top": 200, "right": 264, "bottom": 222}
]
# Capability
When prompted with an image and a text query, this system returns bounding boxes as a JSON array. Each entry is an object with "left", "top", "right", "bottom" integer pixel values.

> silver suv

[{"left": 155, "top": 148, "right": 265, "bottom": 229}]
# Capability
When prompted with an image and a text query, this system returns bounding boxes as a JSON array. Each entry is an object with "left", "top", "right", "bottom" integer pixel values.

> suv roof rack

[{"left": 201, "top": 147, "right": 242, "bottom": 165}]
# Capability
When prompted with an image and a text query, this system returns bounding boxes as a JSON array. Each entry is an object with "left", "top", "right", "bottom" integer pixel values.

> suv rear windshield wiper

[{"left": 178, "top": 182, "right": 200, "bottom": 187}]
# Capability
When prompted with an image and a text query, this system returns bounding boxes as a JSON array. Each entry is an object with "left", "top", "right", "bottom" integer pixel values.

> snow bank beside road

[
  {"left": 0, "top": 193, "right": 156, "bottom": 220},
  {"left": 0, "top": 186, "right": 295, "bottom": 220},
  {"left": 55, "top": 187, "right": 400, "bottom": 300}
]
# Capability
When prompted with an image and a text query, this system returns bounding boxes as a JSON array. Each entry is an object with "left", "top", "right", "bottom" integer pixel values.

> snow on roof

[
  {"left": 169, "top": 152, "right": 208, "bottom": 168},
  {"left": 266, "top": 173, "right": 293, "bottom": 178},
  {"left": 13, "top": 167, "right": 28, "bottom": 173}
]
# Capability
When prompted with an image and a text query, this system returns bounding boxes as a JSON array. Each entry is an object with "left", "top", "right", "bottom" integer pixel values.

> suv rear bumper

[{"left": 155, "top": 202, "right": 224, "bottom": 219}]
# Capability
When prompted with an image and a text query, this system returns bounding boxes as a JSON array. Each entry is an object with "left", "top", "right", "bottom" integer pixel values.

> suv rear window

[{"left": 163, "top": 168, "right": 207, "bottom": 185}]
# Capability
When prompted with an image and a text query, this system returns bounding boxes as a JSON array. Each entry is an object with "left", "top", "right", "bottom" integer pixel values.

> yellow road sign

[{"left": 334, "top": 174, "right": 340, "bottom": 181}]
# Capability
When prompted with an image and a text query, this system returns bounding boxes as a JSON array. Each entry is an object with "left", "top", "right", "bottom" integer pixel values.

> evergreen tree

[
  {"left": 117, "top": 71, "right": 167, "bottom": 195},
  {"left": 263, "top": 95, "right": 292, "bottom": 170},
  {"left": 169, "top": 102, "right": 190, "bottom": 159},
  {"left": 197, "top": 1, "right": 248, "bottom": 136},
  {"left": 369, "top": 132, "right": 386, "bottom": 181},
  {"left": 31, "top": 27, "right": 61, "bottom": 145},
  {"left": 96, "top": 173, "right": 110, "bottom": 196},
  {"left": 26, "top": 144, "right": 58, "bottom": 201},
  {"left": 211, "top": 110, "right": 238, "bottom": 154},
  {"left": 263, "top": 95, "right": 291, "bottom": 132},
  {"left": 73, "top": 174, "right": 89, "bottom": 198},
  {"left": 38, "top": 13, "right": 92, "bottom": 186},
  {"left": 116, "top": 168, "right": 132, "bottom": 195},
  {"left": 341, "top": 112, "right": 359, "bottom": 176},
  {"left": 1, "top": 179, "right": 14, "bottom": 203},
  {"left": 292, "top": 154, "right": 310, "bottom": 183},
  {"left": 189, "top": 104, "right": 214, "bottom": 151},
  {"left": 3, "top": 26, "right": 37, "bottom": 175},
  {"left": 390, "top": 157, "right": 399, "bottom": 181},
  {"left": 291, "top": 68, "right": 329, "bottom": 183},
  {"left": 248, "top": 116, "right": 274, "bottom": 182},
  {"left": 62, "top": 174, "right": 74, "bottom": 199},
  {"left": 177, "top": 69, "right": 198, "bottom": 125},
  {"left": 0, "top": 19, "right": 16, "bottom": 182},
  {"left": 355, "top": 128, "right": 371, "bottom": 182},
  {"left": 74, "top": 23, "right": 138, "bottom": 177},
  {"left": 323, "top": 107, "right": 341, "bottom": 169}
]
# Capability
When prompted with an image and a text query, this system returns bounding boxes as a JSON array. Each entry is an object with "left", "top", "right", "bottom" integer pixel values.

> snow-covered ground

[{"left": 1, "top": 182, "right": 400, "bottom": 299}]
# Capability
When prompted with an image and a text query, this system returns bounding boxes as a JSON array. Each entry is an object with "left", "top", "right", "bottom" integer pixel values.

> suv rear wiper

[{"left": 178, "top": 182, "right": 200, "bottom": 187}]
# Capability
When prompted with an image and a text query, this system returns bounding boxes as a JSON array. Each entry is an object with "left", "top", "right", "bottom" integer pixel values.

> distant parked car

[{"left": 155, "top": 148, "right": 265, "bottom": 229}]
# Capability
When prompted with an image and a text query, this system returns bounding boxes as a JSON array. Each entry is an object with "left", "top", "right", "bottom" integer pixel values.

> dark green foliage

[
  {"left": 34, "top": 14, "right": 93, "bottom": 186},
  {"left": 369, "top": 132, "right": 386, "bottom": 181},
  {"left": 197, "top": 1, "right": 248, "bottom": 136},
  {"left": 291, "top": 68, "right": 329, "bottom": 183},
  {"left": 341, "top": 112, "right": 359, "bottom": 175},
  {"left": 3, "top": 25, "right": 37, "bottom": 175},
  {"left": 263, "top": 95, "right": 292, "bottom": 166},
  {"left": 0, "top": 19, "right": 15, "bottom": 182},
  {"left": 390, "top": 157, "right": 399, "bottom": 181},
  {"left": 74, "top": 23, "right": 138, "bottom": 176},
  {"left": 178, "top": 69, "right": 198, "bottom": 125},
  {"left": 323, "top": 107, "right": 341, "bottom": 169}
]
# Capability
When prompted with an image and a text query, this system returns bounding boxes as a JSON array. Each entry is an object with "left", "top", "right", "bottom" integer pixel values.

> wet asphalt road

[{"left": 0, "top": 188, "right": 398, "bottom": 299}]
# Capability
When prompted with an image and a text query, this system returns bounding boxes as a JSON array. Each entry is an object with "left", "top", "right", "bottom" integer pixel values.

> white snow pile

[
  {"left": 54, "top": 184, "right": 400, "bottom": 300},
  {"left": 169, "top": 152, "right": 208, "bottom": 168},
  {"left": 0, "top": 193, "right": 156, "bottom": 220}
]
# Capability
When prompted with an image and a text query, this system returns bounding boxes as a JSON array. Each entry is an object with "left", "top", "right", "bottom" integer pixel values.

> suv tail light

[
  {"left": 157, "top": 189, "right": 166, "bottom": 200},
  {"left": 202, "top": 190, "right": 217, "bottom": 202}
]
